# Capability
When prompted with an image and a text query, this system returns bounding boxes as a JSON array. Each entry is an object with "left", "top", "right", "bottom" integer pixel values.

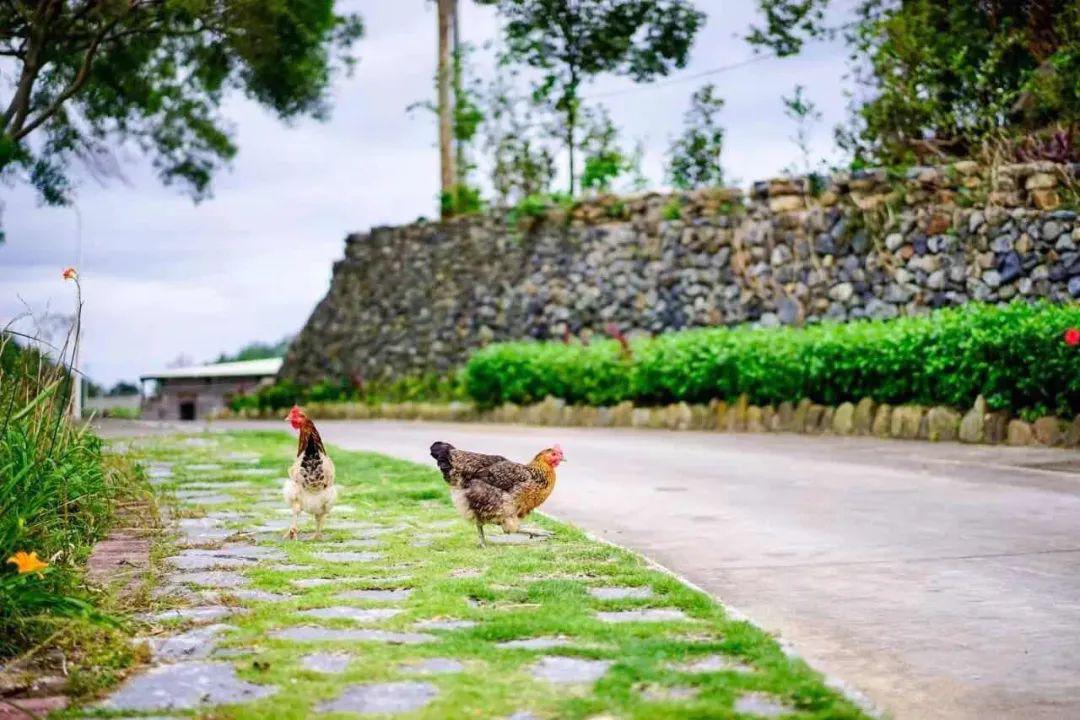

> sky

[{"left": 1, "top": 1, "right": 856, "bottom": 387}]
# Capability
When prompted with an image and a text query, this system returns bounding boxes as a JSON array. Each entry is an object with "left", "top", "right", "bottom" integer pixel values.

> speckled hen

[
  {"left": 283, "top": 405, "right": 337, "bottom": 540},
  {"left": 429, "top": 441, "right": 563, "bottom": 547}
]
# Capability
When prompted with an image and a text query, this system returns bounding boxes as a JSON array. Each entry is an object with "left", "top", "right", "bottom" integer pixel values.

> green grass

[
  {"left": 0, "top": 335, "right": 153, "bottom": 660},
  {"left": 85, "top": 430, "right": 870, "bottom": 719}
]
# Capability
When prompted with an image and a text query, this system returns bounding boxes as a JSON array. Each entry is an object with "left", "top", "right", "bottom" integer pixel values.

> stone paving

[{"left": 83, "top": 433, "right": 862, "bottom": 719}]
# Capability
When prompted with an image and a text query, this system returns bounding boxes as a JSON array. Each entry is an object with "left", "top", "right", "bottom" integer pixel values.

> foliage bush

[
  {"left": 0, "top": 336, "right": 141, "bottom": 657},
  {"left": 748, "top": 1, "right": 1080, "bottom": 167},
  {"left": 230, "top": 373, "right": 467, "bottom": 413},
  {"left": 464, "top": 302, "right": 1080, "bottom": 417}
]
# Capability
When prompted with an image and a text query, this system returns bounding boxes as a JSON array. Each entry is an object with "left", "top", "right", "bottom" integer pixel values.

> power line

[{"left": 583, "top": 52, "right": 779, "bottom": 100}]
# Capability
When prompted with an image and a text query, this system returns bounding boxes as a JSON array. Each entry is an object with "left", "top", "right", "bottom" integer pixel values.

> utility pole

[{"left": 437, "top": 0, "right": 456, "bottom": 218}]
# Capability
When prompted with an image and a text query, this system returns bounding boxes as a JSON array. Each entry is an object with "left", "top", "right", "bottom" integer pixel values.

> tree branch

[
  {"left": 1, "top": 0, "right": 56, "bottom": 132},
  {"left": 12, "top": 15, "right": 120, "bottom": 140}
]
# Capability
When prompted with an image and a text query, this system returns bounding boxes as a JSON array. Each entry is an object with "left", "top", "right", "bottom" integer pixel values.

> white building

[{"left": 140, "top": 358, "right": 282, "bottom": 420}]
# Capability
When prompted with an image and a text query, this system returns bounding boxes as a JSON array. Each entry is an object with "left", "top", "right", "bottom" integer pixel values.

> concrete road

[{"left": 107, "top": 419, "right": 1080, "bottom": 719}]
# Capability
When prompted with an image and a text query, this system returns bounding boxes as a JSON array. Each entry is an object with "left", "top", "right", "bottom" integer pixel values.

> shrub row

[
  {"left": 230, "top": 373, "right": 467, "bottom": 413},
  {"left": 463, "top": 302, "right": 1080, "bottom": 417}
]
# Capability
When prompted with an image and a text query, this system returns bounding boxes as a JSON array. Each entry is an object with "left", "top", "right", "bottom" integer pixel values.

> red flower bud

[{"left": 1064, "top": 328, "right": 1080, "bottom": 347}]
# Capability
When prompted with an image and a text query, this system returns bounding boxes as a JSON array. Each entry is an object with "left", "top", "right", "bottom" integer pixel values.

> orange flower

[
  {"left": 62, "top": 267, "right": 78, "bottom": 281},
  {"left": 7, "top": 551, "right": 49, "bottom": 575}
]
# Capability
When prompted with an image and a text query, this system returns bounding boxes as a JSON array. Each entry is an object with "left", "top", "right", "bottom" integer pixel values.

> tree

[
  {"left": 781, "top": 84, "right": 821, "bottom": 176},
  {"left": 0, "top": 0, "right": 363, "bottom": 207},
  {"left": 437, "top": 0, "right": 456, "bottom": 217},
  {"left": 482, "top": 66, "right": 556, "bottom": 205},
  {"left": 479, "top": 0, "right": 704, "bottom": 194},
  {"left": 578, "top": 105, "right": 635, "bottom": 194},
  {"left": 666, "top": 83, "right": 725, "bottom": 189},
  {"left": 215, "top": 336, "right": 294, "bottom": 363},
  {"left": 108, "top": 381, "right": 140, "bottom": 396},
  {"left": 748, "top": 1, "right": 1080, "bottom": 165}
]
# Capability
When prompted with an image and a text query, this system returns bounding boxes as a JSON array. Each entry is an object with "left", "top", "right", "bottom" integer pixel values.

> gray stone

[
  {"left": 1007, "top": 420, "right": 1034, "bottom": 446},
  {"left": 150, "top": 623, "right": 235, "bottom": 662},
  {"left": 1032, "top": 416, "right": 1062, "bottom": 446},
  {"left": 177, "top": 519, "right": 233, "bottom": 544},
  {"left": 301, "top": 652, "right": 353, "bottom": 673},
  {"left": 316, "top": 682, "right": 438, "bottom": 714},
  {"left": 298, "top": 606, "right": 402, "bottom": 623},
  {"left": 184, "top": 463, "right": 223, "bottom": 471},
  {"left": 529, "top": 656, "right": 612, "bottom": 685},
  {"left": 640, "top": 684, "right": 699, "bottom": 701},
  {"left": 959, "top": 396, "right": 987, "bottom": 444},
  {"left": 828, "top": 282, "right": 853, "bottom": 302},
  {"left": 497, "top": 636, "right": 571, "bottom": 649},
  {"left": 313, "top": 551, "right": 382, "bottom": 563},
  {"left": 831, "top": 402, "right": 855, "bottom": 435},
  {"left": 292, "top": 578, "right": 337, "bottom": 588},
  {"left": 852, "top": 398, "right": 877, "bottom": 435},
  {"left": 147, "top": 606, "right": 237, "bottom": 624},
  {"left": 147, "top": 463, "right": 173, "bottom": 479},
  {"left": 270, "top": 626, "right": 435, "bottom": 644},
  {"left": 398, "top": 658, "right": 465, "bottom": 675},
  {"left": 100, "top": 662, "right": 275, "bottom": 712},
  {"left": 675, "top": 654, "right": 754, "bottom": 674},
  {"left": 771, "top": 245, "right": 792, "bottom": 265},
  {"left": 890, "top": 405, "right": 924, "bottom": 440},
  {"left": 232, "top": 589, "right": 291, "bottom": 602},
  {"left": 487, "top": 533, "right": 547, "bottom": 545},
  {"left": 272, "top": 563, "right": 314, "bottom": 572},
  {"left": 588, "top": 586, "right": 653, "bottom": 600},
  {"left": 596, "top": 609, "right": 688, "bottom": 623},
  {"left": 1043, "top": 220, "right": 1064, "bottom": 240},
  {"left": 926, "top": 406, "right": 961, "bottom": 442},
  {"left": 176, "top": 493, "right": 233, "bottom": 506},
  {"left": 335, "top": 588, "right": 412, "bottom": 602},
  {"left": 733, "top": 692, "right": 795, "bottom": 718},
  {"left": 167, "top": 552, "right": 256, "bottom": 571},
  {"left": 414, "top": 619, "right": 477, "bottom": 631},
  {"left": 177, "top": 571, "right": 249, "bottom": 588}
]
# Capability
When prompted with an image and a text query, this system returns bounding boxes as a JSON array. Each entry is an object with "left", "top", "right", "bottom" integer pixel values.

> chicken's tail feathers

[{"left": 429, "top": 441, "right": 455, "bottom": 483}]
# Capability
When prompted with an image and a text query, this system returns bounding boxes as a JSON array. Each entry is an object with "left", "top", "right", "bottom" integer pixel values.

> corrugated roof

[{"left": 140, "top": 357, "right": 283, "bottom": 381}]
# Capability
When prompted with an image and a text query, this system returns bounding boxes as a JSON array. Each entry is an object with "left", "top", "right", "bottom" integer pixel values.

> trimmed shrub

[{"left": 464, "top": 302, "right": 1080, "bottom": 416}]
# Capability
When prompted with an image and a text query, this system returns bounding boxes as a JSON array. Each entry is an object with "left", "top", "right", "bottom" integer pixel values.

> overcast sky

[{"left": 1, "top": 1, "right": 855, "bottom": 387}]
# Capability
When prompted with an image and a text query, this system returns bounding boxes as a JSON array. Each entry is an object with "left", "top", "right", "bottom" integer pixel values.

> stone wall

[{"left": 282, "top": 161, "right": 1080, "bottom": 385}]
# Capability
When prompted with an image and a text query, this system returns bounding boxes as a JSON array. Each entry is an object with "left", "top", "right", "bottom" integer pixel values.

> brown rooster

[
  {"left": 430, "top": 441, "right": 564, "bottom": 547},
  {"left": 283, "top": 405, "right": 337, "bottom": 540}
]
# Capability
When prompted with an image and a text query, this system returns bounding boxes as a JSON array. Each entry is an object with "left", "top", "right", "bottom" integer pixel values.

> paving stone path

[{"left": 84, "top": 433, "right": 864, "bottom": 719}]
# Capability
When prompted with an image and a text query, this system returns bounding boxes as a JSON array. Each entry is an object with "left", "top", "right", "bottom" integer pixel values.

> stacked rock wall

[{"left": 282, "top": 162, "right": 1080, "bottom": 384}]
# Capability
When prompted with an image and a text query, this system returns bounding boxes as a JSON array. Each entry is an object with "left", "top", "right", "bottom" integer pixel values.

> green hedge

[
  {"left": 230, "top": 373, "right": 467, "bottom": 413},
  {"left": 463, "top": 302, "right": 1080, "bottom": 416}
]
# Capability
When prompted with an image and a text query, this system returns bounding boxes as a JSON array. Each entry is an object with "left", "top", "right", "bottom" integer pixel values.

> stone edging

[{"left": 223, "top": 394, "right": 1077, "bottom": 448}]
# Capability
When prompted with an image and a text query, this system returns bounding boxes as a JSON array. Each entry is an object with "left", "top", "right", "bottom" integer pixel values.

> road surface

[{"left": 106, "top": 419, "right": 1080, "bottom": 719}]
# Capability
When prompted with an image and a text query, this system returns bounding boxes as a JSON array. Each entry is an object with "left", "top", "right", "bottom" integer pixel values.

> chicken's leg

[
  {"left": 283, "top": 504, "right": 300, "bottom": 540},
  {"left": 314, "top": 512, "right": 326, "bottom": 541},
  {"left": 475, "top": 521, "right": 487, "bottom": 548},
  {"left": 502, "top": 516, "right": 551, "bottom": 539}
]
